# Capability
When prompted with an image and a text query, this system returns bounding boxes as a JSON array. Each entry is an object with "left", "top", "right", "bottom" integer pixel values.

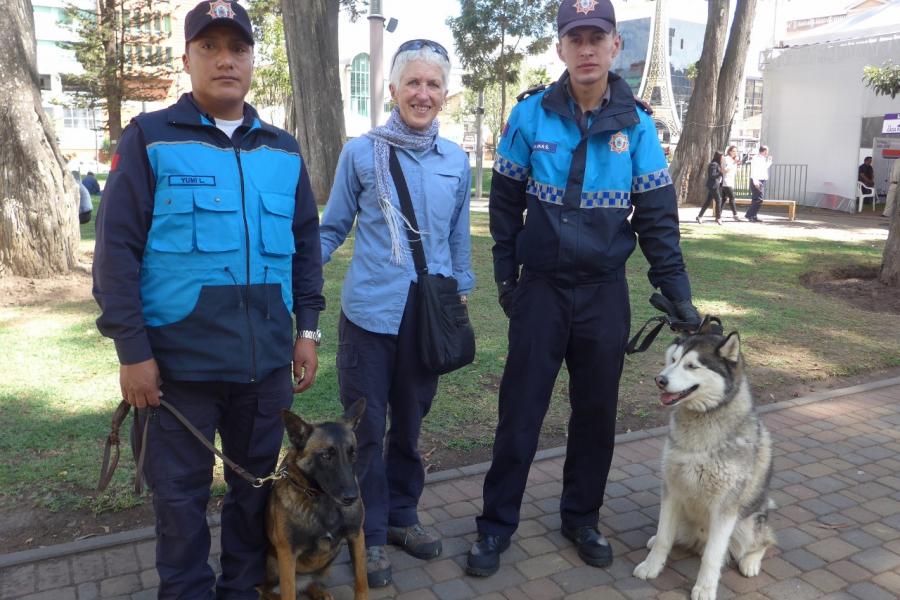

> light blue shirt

[{"left": 320, "top": 135, "right": 475, "bottom": 335}]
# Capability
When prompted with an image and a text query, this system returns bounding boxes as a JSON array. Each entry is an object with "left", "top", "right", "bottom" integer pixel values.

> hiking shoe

[
  {"left": 366, "top": 545, "right": 391, "bottom": 588},
  {"left": 387, "top": 523, "right": 442, "bottom": 560}
]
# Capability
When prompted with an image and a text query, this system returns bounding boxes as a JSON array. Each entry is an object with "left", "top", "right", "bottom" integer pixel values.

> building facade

[
  {"left": 761, "top": 1, "right": 900, "bottom": 212},
  {"left": 33, "top": 0, "right": 191, "bottom": 173}
]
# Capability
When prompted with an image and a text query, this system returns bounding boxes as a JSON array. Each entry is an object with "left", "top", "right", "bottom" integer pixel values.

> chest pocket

[
  {"left": 148, "top": 188, "right": 242, "bottom": 253},
  {"left": 425, "top": 170, "right": 460, "bottom": 225},
  {"left": 195, "top": 189, "right": 241, "bottom": 252},
  {"left": 259, "top": 192, "right": 296, "bottom": 256}
]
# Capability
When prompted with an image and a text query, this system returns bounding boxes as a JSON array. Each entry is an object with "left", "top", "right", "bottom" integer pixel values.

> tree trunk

[
  {"left": 102, "top": 0, "right": 122, "bottom": 149},
  {"left": 669, "top": 0, "right": 730, "bottom": 205},
  {"left": 712, "top": 0, "right": 758, "bottom": 152},
  {"left": 881, "top": 215, "right": 900, "bottom": 287},
  {"left": 281, "top": 0, "right": 346, "bottom": 204},
  {"left": 0, "top": 0, "right": 79, "bottom": 277}
]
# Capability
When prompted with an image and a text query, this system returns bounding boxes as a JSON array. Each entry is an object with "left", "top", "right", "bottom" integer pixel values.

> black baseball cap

[
  {"left": 557, "top": 0, "right": 616, "bottom": 38},
  {"left": 184, "top": 0, "right": 254, "bottom": 46}
]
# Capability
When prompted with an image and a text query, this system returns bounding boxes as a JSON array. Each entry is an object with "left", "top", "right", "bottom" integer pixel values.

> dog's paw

[
  {"left": 691, "top": 581, "right": 718, "bottom": 600},
  {"left": 738, "top": 552, "right": 763, "bottom": 577},
  {"left": 646, "top": 535, "right": 656, "bottom": 549},
  {"left": 633, "top": 557, "right": 664, "bottom": 580}
]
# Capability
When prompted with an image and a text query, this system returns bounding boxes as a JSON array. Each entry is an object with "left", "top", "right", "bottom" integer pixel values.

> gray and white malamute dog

[{"left": 633, "top": 326, "right": 776, "bottom": 600}]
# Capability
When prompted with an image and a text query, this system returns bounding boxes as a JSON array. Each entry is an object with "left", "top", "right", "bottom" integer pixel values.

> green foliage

[
  {"left": 685, "top": 61, "right": 699, "bottom": 81},
  {"left": 61, "top": 1, "right": 177, "bottom": 111},
  {"left": 451, "top": 83, "right": 515, "bottom": 147},
  {"left": 247, "top": 0, "right": 291, "bottom": 110},
  {"left": 448, "top": 0, "right": 557, "bottom": 126},
  {"left": 863, "top": 60, "right": 900, "bottom": 100}
]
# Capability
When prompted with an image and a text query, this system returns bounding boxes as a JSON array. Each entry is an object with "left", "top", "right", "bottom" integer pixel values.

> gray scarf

[{"left": 365, "top": 107, "right": 439, "bottom": 265}]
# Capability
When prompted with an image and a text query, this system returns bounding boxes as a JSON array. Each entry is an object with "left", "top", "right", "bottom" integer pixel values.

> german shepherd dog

[
  {"left": 260, "top": 399, "right": 368, "bottom": 600},
  {"left": 633, "top": 325, "right": 776, "bottom": 600}
]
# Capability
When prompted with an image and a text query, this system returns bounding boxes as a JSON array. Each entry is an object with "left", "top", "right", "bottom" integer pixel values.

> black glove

[
  {"left": 497, "top": 279, "right": 517, "bottom": 318},
  {"left": 672, "top": 299, "right": 702, "bottom": 331}
]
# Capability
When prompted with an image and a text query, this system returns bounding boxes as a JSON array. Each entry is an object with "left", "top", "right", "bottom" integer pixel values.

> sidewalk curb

[{"left": 3, "top": 375, "right": 899, "bottom": 569}]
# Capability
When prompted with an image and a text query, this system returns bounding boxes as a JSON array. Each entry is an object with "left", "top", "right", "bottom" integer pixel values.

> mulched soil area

[{"left": 800, "top": 264, "right": 900, "bottom": 315}]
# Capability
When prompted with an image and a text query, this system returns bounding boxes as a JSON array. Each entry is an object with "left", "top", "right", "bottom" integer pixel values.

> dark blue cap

[
  {"left": 184, "top": 0, "right": 254, "bottom": 46},
  {"left": 558, "top": 0, "right": 616, "bottom": 38}
]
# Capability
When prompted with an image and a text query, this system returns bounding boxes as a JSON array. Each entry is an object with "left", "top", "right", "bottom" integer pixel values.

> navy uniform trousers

[
  {"left": 477, "top": 270, "right": 630, "bottom": 538},
  {"left": 336, "top": 284, "right": 438, "bottom": 548},
  {"left": 137, "top": 365, "right": 292, "bottom": 600},
  {"left": 745, "top": 179, "right": 767, "bottom": 220}
]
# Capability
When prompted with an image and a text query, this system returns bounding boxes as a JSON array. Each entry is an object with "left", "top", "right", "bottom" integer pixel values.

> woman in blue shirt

[{"left": 320, "top": 39, "right": 474, "bottom": 588}]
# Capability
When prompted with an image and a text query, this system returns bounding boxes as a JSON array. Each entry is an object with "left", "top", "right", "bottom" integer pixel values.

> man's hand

[
  {"left": 293, "top": 338, "right": 318, "bottom": 394},
  {"left": 673, "top": 300, "right": 702, "bottom": 331},
  {"left": 120, "top": 358, "right": 162, "bottom": 409},
  {"left": 497, "top": 279, "right": 517, "bottom": 318}
]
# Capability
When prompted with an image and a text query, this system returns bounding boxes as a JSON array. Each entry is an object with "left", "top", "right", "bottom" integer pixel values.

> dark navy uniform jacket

[
  {"left": 490, "top": 71, "right": 691, "bottom": 301},
  {"left": 93, "top": 93, "right": 325, "bottom": 383}
]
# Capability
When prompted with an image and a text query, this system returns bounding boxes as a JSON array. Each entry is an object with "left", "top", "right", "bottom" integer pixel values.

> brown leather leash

[{"left": 98, "top": 399, "right": 284, "bottom": 494}]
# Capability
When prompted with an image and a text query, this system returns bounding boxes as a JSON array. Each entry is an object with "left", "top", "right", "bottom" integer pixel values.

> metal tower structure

[{"left": 637, "top": 0, "right": 682, "bottom": 141}]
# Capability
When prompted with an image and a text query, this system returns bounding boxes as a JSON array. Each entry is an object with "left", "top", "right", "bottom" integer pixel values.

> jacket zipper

[{"left": 234, "top": 144, "right": 257, "bottom": 383}]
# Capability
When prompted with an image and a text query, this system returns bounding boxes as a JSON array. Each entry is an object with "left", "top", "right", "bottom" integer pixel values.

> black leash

[{"left": 625, "top": 293, "right": 722, "bottom": 355}]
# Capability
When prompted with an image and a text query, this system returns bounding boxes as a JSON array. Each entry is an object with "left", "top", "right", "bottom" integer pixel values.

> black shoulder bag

[{"left": 388, "top": 147, "right": 476, "bottom": 375}]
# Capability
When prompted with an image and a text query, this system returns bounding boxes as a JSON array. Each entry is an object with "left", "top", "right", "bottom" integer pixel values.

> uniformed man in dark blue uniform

[
  {"left": 92, "top": 2, "right": 325, "bottom": 597},
  {"left": 467, "top": 0, "right": 700, "bottom": 577}
]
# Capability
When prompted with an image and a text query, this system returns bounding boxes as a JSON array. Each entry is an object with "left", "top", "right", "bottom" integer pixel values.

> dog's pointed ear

[
  {"left": 717, "top": 331, "right": 741, "bottom": 363},
  {"left": 342, "top": 398, "right": 366, "bottom": 430},
  {"left": 282, "top": 408, "right": 314, "bottom": 450}
]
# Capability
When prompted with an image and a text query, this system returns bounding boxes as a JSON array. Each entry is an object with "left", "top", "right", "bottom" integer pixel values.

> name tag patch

[
  {"left": 532, "top": 141, "right": 557, "bottom": 153},
  {"left": 169, "top": 175, "right": 216, "bottom": 186}
]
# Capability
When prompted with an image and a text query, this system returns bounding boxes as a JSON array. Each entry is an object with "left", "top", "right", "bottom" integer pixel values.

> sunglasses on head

[{"left": 391, "top": 39, "right": 449, "bottom": 68}]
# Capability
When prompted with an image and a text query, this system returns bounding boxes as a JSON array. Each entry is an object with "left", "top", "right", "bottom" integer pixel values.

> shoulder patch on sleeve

[{"left": 517, "top": 83, "right": 548, "bottom": 102}]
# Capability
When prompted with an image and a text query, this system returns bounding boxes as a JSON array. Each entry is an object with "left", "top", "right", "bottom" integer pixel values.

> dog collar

[{"left": 279, "top": 466, "right": 323, "bottom": 498}]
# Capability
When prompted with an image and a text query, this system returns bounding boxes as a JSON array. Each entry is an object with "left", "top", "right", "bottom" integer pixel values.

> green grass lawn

[{"left": 2, "top": 211, "right": 898, "bottom": 515}]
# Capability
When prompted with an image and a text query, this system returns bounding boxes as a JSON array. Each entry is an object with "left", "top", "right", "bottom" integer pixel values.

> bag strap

[{"left": 388, "top": 147, "right": 428, "bottom": 275}]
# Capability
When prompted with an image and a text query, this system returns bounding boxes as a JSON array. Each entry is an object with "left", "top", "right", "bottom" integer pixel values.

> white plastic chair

[{"left": 856, "top": 181, "right": 876, "bottom": 213}]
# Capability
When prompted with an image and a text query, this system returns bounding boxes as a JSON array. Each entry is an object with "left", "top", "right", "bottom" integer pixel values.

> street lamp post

[{"left": 368, "top": 1, "right": 385, "bottom": 128}]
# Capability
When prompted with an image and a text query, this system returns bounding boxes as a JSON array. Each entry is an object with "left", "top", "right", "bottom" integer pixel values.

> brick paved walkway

[{"left": 3, "top": 378, "right": 900, "bottom": 600}]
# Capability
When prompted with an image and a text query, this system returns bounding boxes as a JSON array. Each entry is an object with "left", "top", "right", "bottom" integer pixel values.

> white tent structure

[{"left": 761, "top": 0, "right": 900, "bottom": 212}]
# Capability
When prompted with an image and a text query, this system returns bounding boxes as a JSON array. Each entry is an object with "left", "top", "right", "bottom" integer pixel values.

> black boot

[
  {"left": 561, "top": 525, "right": 613, "bottom": 568},
  {"left": 465, "top": 534, "right": 511, "bottom": 577}
]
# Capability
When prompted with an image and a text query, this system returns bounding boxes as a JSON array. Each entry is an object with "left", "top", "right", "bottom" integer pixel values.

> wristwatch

[{"left": 297, "top": 329, "right": 322, "bottom": 346}]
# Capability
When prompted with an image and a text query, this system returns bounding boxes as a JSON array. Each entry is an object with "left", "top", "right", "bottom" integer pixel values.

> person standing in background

[
  {"left": 745, "top": 145, "right": 771, "bottom": 222},
  {"left": 721, "top": 145, "right": 741, "bottom": 221}
]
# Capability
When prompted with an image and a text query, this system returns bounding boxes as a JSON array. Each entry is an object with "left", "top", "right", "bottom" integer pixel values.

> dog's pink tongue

[{"left": 660, "top": 392, "right": 680, "bottom": 406}]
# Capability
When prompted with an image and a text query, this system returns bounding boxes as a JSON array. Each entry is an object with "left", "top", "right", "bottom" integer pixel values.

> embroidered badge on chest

[
  {"left": 574, "top": 0, "right": 599, "bottom": 15},
  {"left": 609, "top": 132, "right": 629, "bottom": 154}
]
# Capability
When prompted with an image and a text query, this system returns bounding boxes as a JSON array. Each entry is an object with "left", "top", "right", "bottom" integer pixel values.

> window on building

[
  {"left": 350, "top": 53, "right": 370, "bottom": 117},
  {"left": 39, "top": 74, "right": 52, "bottom": 91},
  {"left": 743, "top": 77, "right": 763, "bottom": 119},
  {"left": 63, "top": 107, "right": 99, "bottom": 130}
]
